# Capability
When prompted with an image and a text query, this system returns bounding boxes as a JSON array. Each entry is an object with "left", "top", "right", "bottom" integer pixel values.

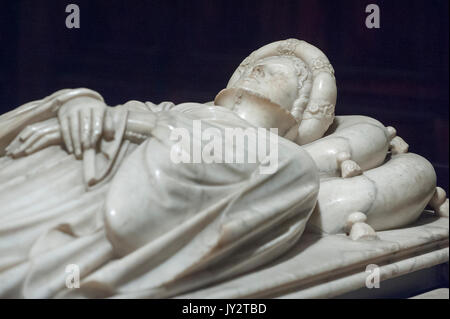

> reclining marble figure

[{"left": 0, "top": 39, "right": 447, "bottom": 298}]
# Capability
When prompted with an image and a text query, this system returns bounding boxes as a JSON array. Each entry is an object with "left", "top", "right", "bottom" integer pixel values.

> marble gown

[{"left": 0, "top": 91, "right": 319, "bottom": 298}]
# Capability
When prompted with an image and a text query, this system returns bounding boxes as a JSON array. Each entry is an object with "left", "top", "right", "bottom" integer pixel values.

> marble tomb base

[{"left": 181, "top": 214, "right": 449, "bottom": 298}]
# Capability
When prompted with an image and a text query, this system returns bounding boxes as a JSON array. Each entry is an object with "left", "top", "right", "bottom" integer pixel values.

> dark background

[{"left": 0, "top": 0, "right": 448, "bottom": 191}]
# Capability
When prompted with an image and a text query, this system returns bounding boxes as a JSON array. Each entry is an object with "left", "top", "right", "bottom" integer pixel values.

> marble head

[
  {"left": 215, "top": 39, "right": 337, "bottom": 144},
  {"left": 229, "top": 55, "right": 312, "bottom": 120}
]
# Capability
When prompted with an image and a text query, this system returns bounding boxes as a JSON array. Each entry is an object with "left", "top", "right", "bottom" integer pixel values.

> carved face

[{"left": 233, "top": 56, "right": 299, "bottom": 111}]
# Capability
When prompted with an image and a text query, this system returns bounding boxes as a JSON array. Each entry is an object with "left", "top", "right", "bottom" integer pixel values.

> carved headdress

[{"left": 224, "top": 39, "right": 337, "bottom": 145}]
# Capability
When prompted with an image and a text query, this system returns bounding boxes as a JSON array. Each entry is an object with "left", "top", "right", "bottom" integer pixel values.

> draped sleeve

[
  {"left": 63, "top": 103, "right": 320, "bottom": 298},
  {"left": 0, "top": 100, "right": 319, "bottom": 299}
]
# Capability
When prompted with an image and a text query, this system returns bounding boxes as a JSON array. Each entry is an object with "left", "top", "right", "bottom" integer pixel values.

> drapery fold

[{"left": 0, "top": 94, "right": 319, "bottom": 298}]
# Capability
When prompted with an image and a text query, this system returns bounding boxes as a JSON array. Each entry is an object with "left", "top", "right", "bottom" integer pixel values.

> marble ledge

[
  {"left": 180, "top": 214, "right": 449, "bottom": 299},
  {"left": 410, "top": 288, "right": 449, "bottom": 299}
]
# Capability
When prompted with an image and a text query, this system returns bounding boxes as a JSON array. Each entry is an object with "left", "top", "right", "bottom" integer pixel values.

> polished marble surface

[{"left": 181, "top": 214, "right": 449, "bottom": 298}]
